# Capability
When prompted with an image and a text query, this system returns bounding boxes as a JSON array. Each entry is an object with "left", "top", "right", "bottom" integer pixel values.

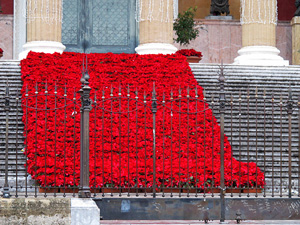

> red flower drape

[{"left": 21, "top": 52, "right": 264, "bottom": 189}]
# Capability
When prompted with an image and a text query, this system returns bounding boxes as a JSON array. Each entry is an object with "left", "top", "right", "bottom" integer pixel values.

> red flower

[
  {"left": 0, "top": 48, "right": 3, "bottom": 54},
  {"left": 20, "top": 52, "right": 264, "bottom": 189},
  {"left": 176, "top": 49, "right": 202, "bottom": 58}
]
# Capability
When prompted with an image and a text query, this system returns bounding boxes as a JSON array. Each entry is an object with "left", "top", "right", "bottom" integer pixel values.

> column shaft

[
  {"left": 291, "top": 17, "right": 300, "bottom": 65},
  {"left": 20, "top": 0, "right": 65, "bottom": 59},
  {"left": 136, "top": 0, "right": 177, "bottom": 54}
]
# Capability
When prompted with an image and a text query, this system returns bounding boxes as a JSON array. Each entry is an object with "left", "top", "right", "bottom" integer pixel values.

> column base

[
  {"left": 19, "top": 41, "right": 66, "bottom": 60},
  {"left": 233, "top": 46, "right": 289, "bottom": 66},
  {"left": 135, "top": 43, "right": 177, "bottom": 55}
]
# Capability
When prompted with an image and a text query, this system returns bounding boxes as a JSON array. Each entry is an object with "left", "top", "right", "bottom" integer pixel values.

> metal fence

[{"left": 1, "top": 66, "right": 300, "bottom": 220}]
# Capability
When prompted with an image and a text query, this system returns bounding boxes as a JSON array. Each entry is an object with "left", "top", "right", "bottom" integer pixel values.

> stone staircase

[
  {"left": 191, "top": 63, "right": 300, "bottom": 191},
  {"left": 0, "top": 60, "right": 26, "bottom": 187},
  {"left": 0, "top": 60, "right": 299, "bottom": 193}
]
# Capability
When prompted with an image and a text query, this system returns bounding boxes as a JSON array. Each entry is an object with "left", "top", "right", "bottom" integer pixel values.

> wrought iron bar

[
  {"left": 63, "top": 84, "right": 67, "bottom": 197},
  {"left": 152, "top": 83, "right": 157, "bottom": 198},
  {"left": 238, "top": 91, "right": 242, "bottom": 197},
  {"left": 109, "top": 86, "right": 114, "bottom": 197},
  {"left": 44, "top": 82, "right": 48, "bottom": 197},
  {"left": 186, "top": 87, "right": 190, "bottom": 197},
  {"left": 219, "top": 67, "right": 226, "bottom": 223},
  {"left": 162, "top": 92, "right": 166, "bottom": 197},
  {"left": 93, "top": 91, "right": 98, "bottom": 197},
  {"left": 101, "top": 88, "right": 105, "bottom": 197},
  {"left": 195, "top": 87, "right": 199, "bottom": 197},
  {"left": 118, "top": 86, "right": 122, "bottom": 196},
  {"left": 73, "top": 88, "right": 77, "bottom": 197},
  {"left": 127, "top": 86, "right": 130, "bottom": 196},
  {"left": 255, "top": 88, "right": 258, "bottom": 197},
  {"left": 287, "top": 86, "right": 293, "bottom": 198},
  {"left": 34, "top": 83, "right": 38, "bottom": 198},
  {"left": 280, "top": 94, "right": 283, "bottom": 197},
  {"left": 3, "top": 83, "right": 10, "bottom": 198},
  {"left": 203, "top": 91, "right": 207, "bottom": 197},
  {"left": 178, "top": 87, "right": 182, "bottom": 198},
  {"left": 230, "top": 94, "right": 233, "bottom": 197},
  {"left": 170, "top": 89, "right": 174, "bottom": 197},
  {"left": 25, "top": 86, "right": 29, "bottom": 198},
  {"left": 263, "top": 89, "right": 266, "bottom": 197},
  {"left": 298, "top": 95, "right": 300, "bottom": 198},
  {"left": 247, "top": 89, "right": 250, "bottom": 197},
  {"left": 271, "top": 93, "right": 275, "bottom": 197},
  {"left": 15, "top": 88, "right": 19, "bottom": 198},
  {"left": 54, "top": 83, "right": 58, "bottom": 197}
]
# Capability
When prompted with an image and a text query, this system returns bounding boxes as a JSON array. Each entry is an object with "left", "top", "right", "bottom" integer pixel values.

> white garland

[
  {"left": 240, "top": 0, "right": 277, "bottom": 25},
  {"left": 26, "top": 0, "right": 62, "bottom": 24},
  {"left": 136, "top": 0, "right": 175, "bottom": 22}
]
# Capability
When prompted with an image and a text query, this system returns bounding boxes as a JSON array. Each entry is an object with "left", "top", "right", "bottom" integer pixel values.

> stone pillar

[
  {"left": 234, "top": 0, "right": 288, "bottom": 66},
  {"left": 135, "top": 0, "right": 177, "bottom": 54},
  {"left": 291, "top": 17, "right": 300, "bottom": 65},
  {"left": 13, "top": 0, "right": 27, "bottom": 60},
  {"left": 19, "top": 0, "right": 65, "bottom": 59}
]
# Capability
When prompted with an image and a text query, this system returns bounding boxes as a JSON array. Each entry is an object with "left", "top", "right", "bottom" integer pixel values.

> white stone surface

[
  {"left": 19, "top": 41, "right": 66, "bottom": 60},
  {"left": 13, "top": 0, "right": 27, "bottom": 60},
  {"left": 233, "top": 46, "right": 289, "bottom": 66},
  {"left": 71, "top": 198, "right": 100, "bottom": 225},
  {"left": 135, "top": 43, "right": 177, "bottom": 55}
]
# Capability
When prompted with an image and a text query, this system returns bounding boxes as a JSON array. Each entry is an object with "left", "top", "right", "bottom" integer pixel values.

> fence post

[
  {"left": 78, "top": 58, "right": 92, "bottom": 198},
  {"left": 287, "top": 86, "right": 293, "bottom": 198},
  {"left": 2, "top": 83, "right": 10, "bottom": 198},
  {"left": 152, "top": 83, "right": 157, "bottom": 198},
  {"left": 219, "top": 66, "right": 226, "bottom": 223}
]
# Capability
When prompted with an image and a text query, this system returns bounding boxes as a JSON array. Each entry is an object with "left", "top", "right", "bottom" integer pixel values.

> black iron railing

[{"left": 1, "top": 67, "right": 300, "bottom": 204}]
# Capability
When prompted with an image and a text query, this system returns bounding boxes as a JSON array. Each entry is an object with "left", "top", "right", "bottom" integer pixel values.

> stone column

[
  {"left": 234, "top": 0, "right": 288, "bottom": 66},
  {"left": 291, "top": 17, "right": 300, "bottom": 65},
  {"left": 19, "top": 0, "right": 65, "bottom": 59},
  {"left": 135, "top": 0, "right": 177, "bottom": 54}
]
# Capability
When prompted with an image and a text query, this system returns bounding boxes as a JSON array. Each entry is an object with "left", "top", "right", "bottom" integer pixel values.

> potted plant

[
  {"left": 173, "top": 7, "right": 202, "bottom": 63},
  {"left": 0, "top": 48, "right": 3, "bottom": 58}
]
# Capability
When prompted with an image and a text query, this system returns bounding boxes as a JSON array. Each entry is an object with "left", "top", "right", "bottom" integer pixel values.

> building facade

[{"left": 0, "top": 0, "right": 299, "bottom": 65}]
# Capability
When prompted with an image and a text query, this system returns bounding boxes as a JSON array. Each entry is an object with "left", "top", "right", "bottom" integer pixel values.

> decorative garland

[
  {"left": 240, "top": 0, "right": 277, "bottom": 25},
  {"left": 21, "top": 52, "right": 264, "bottom": 189}
]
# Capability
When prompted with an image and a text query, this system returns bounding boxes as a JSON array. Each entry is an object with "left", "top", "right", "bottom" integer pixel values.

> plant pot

[
  {"left": 102, "top": 188, "right": 121, "bottom": 193},
  {"left": 243, "top": 188, "right": 262, "bottom": 193},
  {"left": 60, "top": 188, "right": 79, "bottom": 193},
  {"left": 161, "top": 188, "right": 181, "bottom": 193},
  {"left": 226, "top": 188, "right": 241, "bottom": 193},
  {"left": 121, "top": 188, "right": 140, "bottom": 193},
  {"left": 0, "top": 53, "right": 3, "bottom": 58},
  {"left": 181, "top": 188, "right": 198, "bottom": 193},
  {"left": 186, "top": 56, "right": 201, "bottom": 63},
  {"left": 202, "top": 188, "right": 220, "bottom": 193},
  {"left": 39, "top": 187, "right": 59, "bottom": 193}
]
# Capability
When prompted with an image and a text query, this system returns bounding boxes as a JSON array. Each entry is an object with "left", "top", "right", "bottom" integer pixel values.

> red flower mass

[
  {"left": 21, "top": 52, "right": 264, "bottom": 189},
  {"left": 0, "top": 48, "right": 3, "bottom": 54},
  {"left": 176, "top": 49, "right": 203, "bottom": 58}
]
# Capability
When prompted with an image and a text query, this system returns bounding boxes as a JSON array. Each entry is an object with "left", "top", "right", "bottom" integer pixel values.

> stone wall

[
  {"left": 174, "top": 20, "right": 292, "bottom": 64},
  {"left": 0, "top": 15, "right": 13, "bottom": 60},
  {"left": 0, "top": 198, "right": 71, "bottom": 225}
]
